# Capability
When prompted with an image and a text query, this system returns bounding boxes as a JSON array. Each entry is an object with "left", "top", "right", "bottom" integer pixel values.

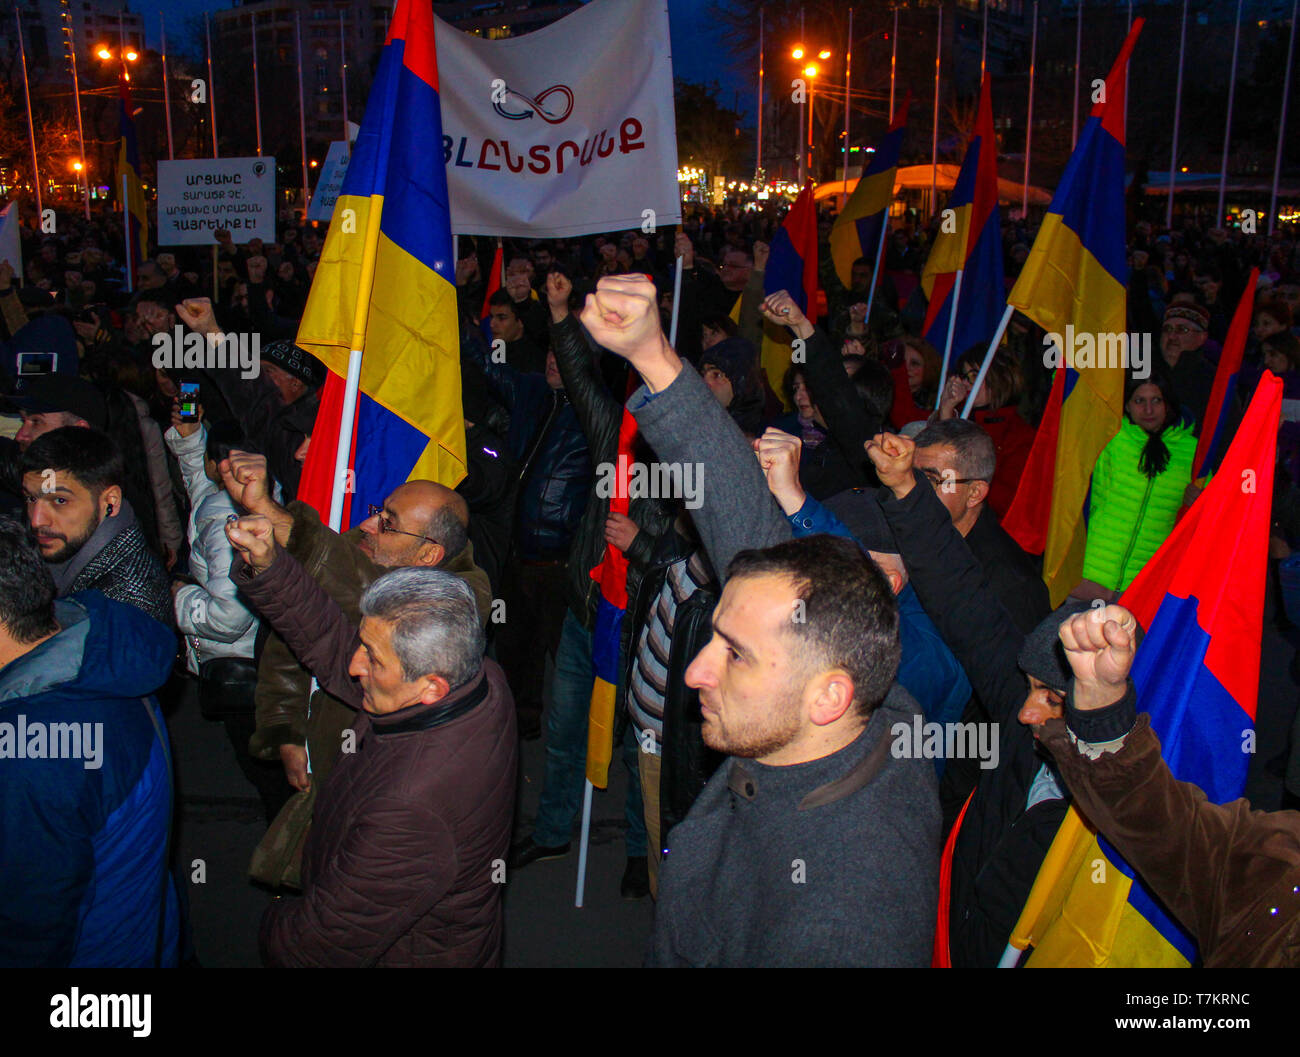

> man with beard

[
  {"left": 576, "top": 274, "right": 939, "bottom": 966},
  {"left": 19, "top": 427, "right": 171, "bottom": 625}
]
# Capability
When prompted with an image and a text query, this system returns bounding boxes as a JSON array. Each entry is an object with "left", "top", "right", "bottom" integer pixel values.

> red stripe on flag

[
  {"left": 387, "top": 0, "right": 439, "bottom": 91},
  {"left": 1192, "top": 267, "right": 1257, "bottom": 480},
  {"left": 1001, "top": 367, "right": 1066, "bottom": 555},
  {"left": 297, "top": 370, "right": 360, "bottom": 528}
]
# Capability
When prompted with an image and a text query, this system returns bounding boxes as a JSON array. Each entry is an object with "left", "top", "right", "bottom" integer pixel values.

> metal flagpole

[
  {"left": 161, "top": 14, "right": 174, "bottom": 160},
  {"left": 798, "top": 5, "right": 806, "bottom": 185},
  {"left": 1072, "top": 0, "right": 1082, "bottom": 149},
  {"left": 122, "top": 173, "right": 133, "bottom": 292},
  {"left": 843, "top": 8, "right": 852, "bottom": 205},
  {"left": 931, "top": 4, "right": 941, "bottom": 214},
  {"left": 295, "top": 12, "right": 310, "bottom": 218},
  {"left": 757, "top": 8, "right": 764, "bottom": 179},
  {"left": 890, "top": 5, "right": 898, "bottom": 116},
  {"left": 1270, "top": 0, "right": 1299, "bottom": 237},
  {"left": 670, "top": 253, "right": 684, "bottom": 345},
  {"left": 252, "top": 10, "right": 264, "bottom": 156},
  {"left": 940, "top": 267, "right": 963, "bottom": 386},
  {"left": 1217, "top": 0, "right": 1244, "bottom": 225},
  {"left": 63, "top": 8, "right": 90, "bottom": 220},
  {"left": 16, "top": 9, "right": 41, "bottom": 222},
  {"left": 864, "top": 208, "right": 891, "bottom": 332},
  {"left": 206, "top": 12, "right": 218, "bottom": 156},
  {"left": 1166, "top": 0, "right": 1189, "bottom": 230},
  {"left": 1022, "top": 2, "right": 1037, "bottom": 220},
  {"left": 981, "top": 0, "right": 988, "bottom": 77},
  {"left": 962, "top": 303, "right": 1015, "bottom": 418},
  {"left": 340, "top": 11, "right": 350, "bottom": 145},
  {"left": 1125, "top": 0, "right": 1132, "bottom": 137}
]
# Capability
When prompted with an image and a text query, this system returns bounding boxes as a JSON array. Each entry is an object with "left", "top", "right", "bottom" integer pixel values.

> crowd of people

[{"left": 2, "top": 195, "right": 1300, "bottom": 968}]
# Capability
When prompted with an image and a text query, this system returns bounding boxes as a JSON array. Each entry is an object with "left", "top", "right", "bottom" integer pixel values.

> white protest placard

[
  {"left": 156, "top": 157, "right": 276, "bottom": 244},
  {"left": 307, "top": 141, "right": 351, "bottom": 222},
  {"left": 434, "top": 0, "right": 679, "bottom": 238}
]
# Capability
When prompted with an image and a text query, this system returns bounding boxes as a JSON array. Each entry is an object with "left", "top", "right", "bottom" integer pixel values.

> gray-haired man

[{"left": 227, "top": 515, "right": 517, "bottom": 967}]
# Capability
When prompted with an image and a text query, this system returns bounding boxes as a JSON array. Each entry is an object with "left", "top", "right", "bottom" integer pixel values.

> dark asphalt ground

[{"left": 165, "top": 591, "right": 1300, "bottom": 969}]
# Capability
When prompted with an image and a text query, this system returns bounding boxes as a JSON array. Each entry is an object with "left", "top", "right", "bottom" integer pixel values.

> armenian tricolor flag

[
  {"left": 1005, "top": 371, "right": 1279, "bottom": 967},
  {"left": 920, "top": 74, "right": 1003, "bottom": 375},
  {"left": 479, "top": 239, "right": 504, "bottom": 346},
  {"left": 1000, "top": 20, "right": 1143, "bottom": 606},
  {"left": 829, "top": 93, "right": 909, "bottom": 289},
  {"left": 296, "top": 0, "right": 466, "bottom": 527},
  {"left": 585, "top": 407, "right": 638, "bottom": 789},
  {"left": 1192, "top": 268, "right": 1257, "bottom": 483},
  {"left": 756, "top": 181, "right": 820, "bottom": 397},
  {"left": 116, "top": 71, "right": 147, "bottom": 292}
]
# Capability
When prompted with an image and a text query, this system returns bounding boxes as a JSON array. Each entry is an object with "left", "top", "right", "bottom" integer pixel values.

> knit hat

[
  {"left": 700, "top": 336, "right": 756, "bottom": 392},
  {"left": 262, "top": 340, "right": 325, "bottom": 388},
  {"left": 1163, "top": 302, "right": 1209, "bottom": 332},
  {"left": 6, "top": 373, "right": 107, "bottom": 429},
  {"left": 1015, "top": 599, "right": 1144, "bottom": 694}
]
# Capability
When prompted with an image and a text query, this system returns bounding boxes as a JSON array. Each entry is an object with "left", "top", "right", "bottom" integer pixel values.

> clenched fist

[
  {"left": 1059, "top": 604, "right": 1140, "bottom": 713},
  {"left": 225, "top": 514, "right": 277, "bottom": 574},
  {"left": 865, "top": 431, "right": 917, "bottom": 499}
]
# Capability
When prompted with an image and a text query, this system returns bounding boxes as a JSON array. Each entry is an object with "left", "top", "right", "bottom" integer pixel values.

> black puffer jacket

[{"left": 465, "top": 325, "right": 592, "bottom": 563}]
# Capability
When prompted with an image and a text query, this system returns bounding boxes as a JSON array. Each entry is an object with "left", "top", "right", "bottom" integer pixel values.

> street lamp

[{"left": 793, "top": 45, "right": 828, "bottom": 185}]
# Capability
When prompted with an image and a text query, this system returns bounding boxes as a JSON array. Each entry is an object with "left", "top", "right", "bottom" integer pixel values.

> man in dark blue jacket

[
  {"left": 0, "top": 517, "right": 179, "bottom": 966},
  {"left": 466, "top": 319, "right": 592, "bottom": 739}
]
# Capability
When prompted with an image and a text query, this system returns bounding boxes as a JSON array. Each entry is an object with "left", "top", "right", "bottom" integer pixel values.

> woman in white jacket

[{"left": 165, "top": 405, "right": 291, "bottom": 824}]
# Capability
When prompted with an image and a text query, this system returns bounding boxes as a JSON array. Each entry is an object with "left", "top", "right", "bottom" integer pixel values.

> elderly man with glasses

[
  {"left": 216, "top": 451, "right": 493, "bottom": 889},
  {"left": 1158, "top": 301, "right": 1227, "bottom": 433}
]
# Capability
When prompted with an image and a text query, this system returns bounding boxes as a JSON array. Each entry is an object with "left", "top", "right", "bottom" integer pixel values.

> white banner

[
  {"left": 307, "top": 140, "right": 351, "bottom": 222},
  {"left": 434, "top": 0, "right": 680, "bottom": 238},
  {"left": 156, "top": 157, "right": 276, "bottom": 245}
]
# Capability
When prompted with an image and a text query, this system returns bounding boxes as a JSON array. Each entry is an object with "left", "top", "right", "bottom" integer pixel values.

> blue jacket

[
  {"left": 0, "top": 591, "right": 180, "bottom": 967},
  {"left": 787, "top": 495, "right": 973, "bottom": 762}
]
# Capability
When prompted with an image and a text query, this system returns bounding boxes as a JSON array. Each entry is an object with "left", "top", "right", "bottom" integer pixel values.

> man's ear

[
  {"left": 416, "top": 541, "right": 446, "bottom": 568},
  {"left": 967, "top": 479, "right": 990, "bottom": 509},
  {"left": 807, "top": 669, "right": 856, "bottom": 727},
  {"left": 101, "top": 484, "right": 123, "bottom": 516},
  {"left": 419, "top": 674, "right": 451, "bottom": 705}
]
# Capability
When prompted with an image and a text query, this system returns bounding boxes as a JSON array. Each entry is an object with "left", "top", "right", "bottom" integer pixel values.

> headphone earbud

[{"left": 105, "top": 503, "right": 114, "bottom": 516}]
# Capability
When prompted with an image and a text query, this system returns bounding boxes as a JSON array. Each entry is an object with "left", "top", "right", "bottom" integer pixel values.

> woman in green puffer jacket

[{"left": 1082, "top": 370, "right": 1197, "bottom": 593}]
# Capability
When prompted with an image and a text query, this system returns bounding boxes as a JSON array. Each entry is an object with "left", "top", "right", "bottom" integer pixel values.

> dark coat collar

[{"left": 369, "top": 668, "right": 490, "bottom": 736}]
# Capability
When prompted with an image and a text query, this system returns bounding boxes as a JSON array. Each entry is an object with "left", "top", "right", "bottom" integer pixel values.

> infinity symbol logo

[{"left": 492, "top": 83, "right": 575, "bottom": 124}]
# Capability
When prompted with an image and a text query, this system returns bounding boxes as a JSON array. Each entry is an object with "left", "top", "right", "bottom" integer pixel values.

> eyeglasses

[
  {"left": 1161, "top": 324, "right": 1196, "bottom": 335},
  {"left": 366, "top": 504, "right": 438, "bottom": 546},
  {"left": 920, "top": 468, "right": 982, "bottom": 488}
]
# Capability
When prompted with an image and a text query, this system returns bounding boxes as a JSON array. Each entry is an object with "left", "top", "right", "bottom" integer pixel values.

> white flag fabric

[{"left": 434, "top": 0, "right": 680, "bottom": 238}]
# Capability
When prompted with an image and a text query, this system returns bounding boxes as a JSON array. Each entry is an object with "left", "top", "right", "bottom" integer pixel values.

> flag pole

[
  {"left": 575, "top": 780, "right": 595, "bottom": 907},
  {"left": 756, "top": 8, "right": 764, "bottom": 179},
  {"left": 1269, "top": 0, "right": 1299, "bottom": 237},
  {"left": 1166, "top": 0, "right": 1189, "bottom": 230},
  {"left": 931, "top": 4, "right": 941, "bottom": 215},
  {"left": 669, "top": 252, "right": 684, "bottom": 345},
  {"left": 340, "top": 11, "right": 350, "bottom": 146},
  {"left": 961, "top": 303, "right": 1015, "bottom": 418},
  {"left": 328, "top": 201, "right": 386, "bottom": 531},
  {"left": 205, "top": 12, "right": 218, "bottom": 157},
  {"left": 864, "top": 207, "right": 891, "bottom": 334},
  {"left": 981, "top": 0, "right": 988, "bottom": 77},
  {"left": 842, "top": 7, "right": 852, "bottom": 207},
  {"left": 1072, "top": 0, "right": 1083, "bottom": 149},
  {"left": 122, "top": 173, "right": 133, "bottom": 293},
  {"left": 252, "top": 10, "right": 264, "bottom": 157},
  {"left": 939, "top": 267, "right": 963, "bottom": 386},
  {"left": 296, "top": 12, "right": 310, "bottom": 220},
  {"left": 890, "top": 5, "right": 898, "bottom": 116},
  {"left": 1217, "top": 0, "right": 1244, "bottom": 225},
  {"left": 161, "top": 13, "right": 174, "bottom": 160},
  {"left": 16, "top": 8, "right": 41, "bottom": 222},
  {"left": 1023, "top": 2, "right": 1037, "bottom": 220}
]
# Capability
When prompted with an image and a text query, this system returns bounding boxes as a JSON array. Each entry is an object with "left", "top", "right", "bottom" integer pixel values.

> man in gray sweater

[{"left": 579, "top": 275, "right": 940, "bottom": 967}]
